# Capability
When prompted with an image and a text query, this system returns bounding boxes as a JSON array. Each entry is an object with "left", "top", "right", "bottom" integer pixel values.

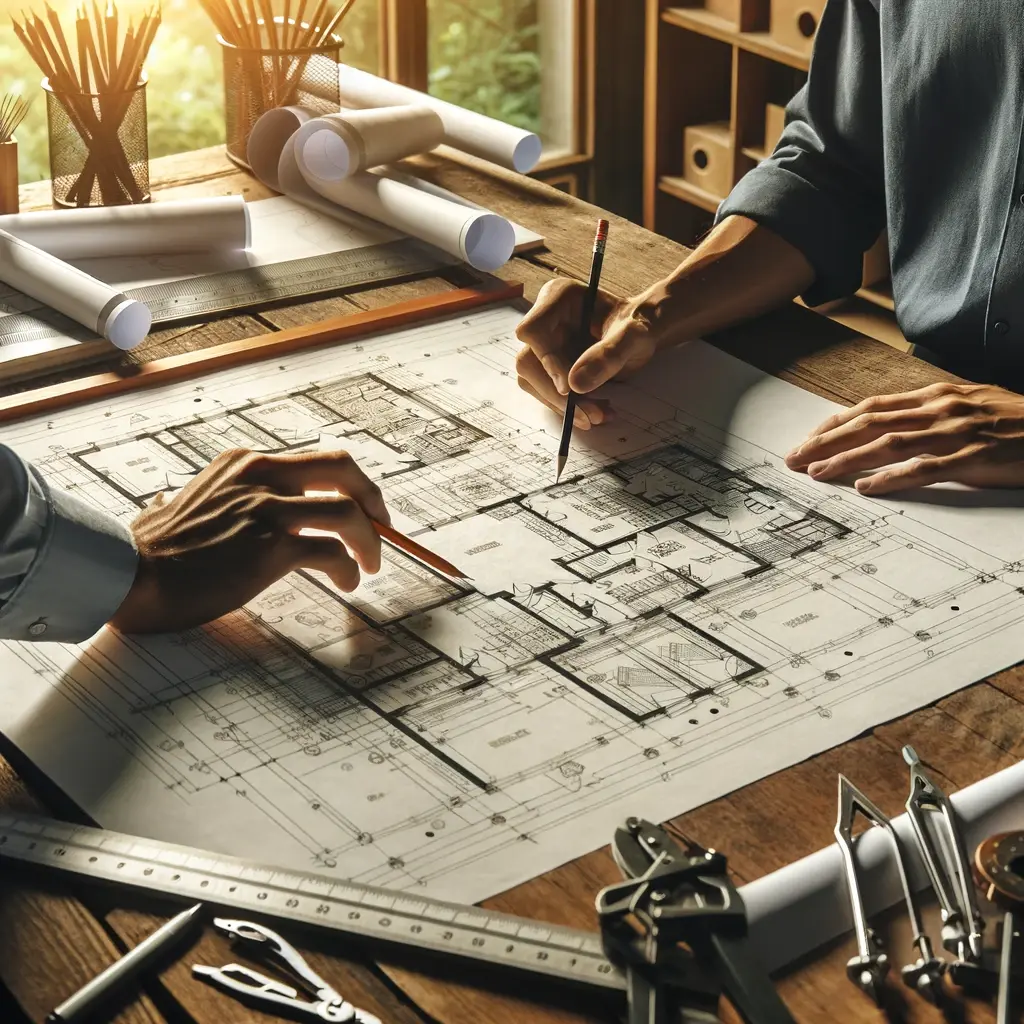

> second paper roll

[
  {"left": 0, "top": 228, "right": 151, "bottom": 350},
  {"left": 293, "top": 120, "right": 515, "bottom": 272}
]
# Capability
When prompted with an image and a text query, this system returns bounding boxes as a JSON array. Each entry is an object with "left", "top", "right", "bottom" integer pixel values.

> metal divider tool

[
  {"left": 834, "top": 775, "right": 945, "bottom": 1005},
  {"left": 903, "top": 745, "right": 992, "bottom": 989},
  {"left": 595, "top": 817, "right": 796, "bottom": 1024}
]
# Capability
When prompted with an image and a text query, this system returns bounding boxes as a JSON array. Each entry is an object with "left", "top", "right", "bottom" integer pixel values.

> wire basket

[
  {"left": 220, "top": 35, "right": 341, "bottom": 170},
  {"left": 43, "top": 74, "right": 151, "bottom": 208}
]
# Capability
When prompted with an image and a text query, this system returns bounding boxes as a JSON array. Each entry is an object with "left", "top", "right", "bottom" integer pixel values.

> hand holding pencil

[{"left": 109, "top": 447, "right": 463, "bottom": 635}]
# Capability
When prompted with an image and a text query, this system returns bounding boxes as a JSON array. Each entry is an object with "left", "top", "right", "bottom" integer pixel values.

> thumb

[{"left": 567, "top": 320, "right": 655, "bottom": 394}]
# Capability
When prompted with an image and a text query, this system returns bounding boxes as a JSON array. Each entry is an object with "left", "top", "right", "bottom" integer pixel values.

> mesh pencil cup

[
  {"left": 219, "top": 34, "right": 341, "bottom": 170},
  {"left": 43, "top": 74, "right": 151, "bottom": 209}
]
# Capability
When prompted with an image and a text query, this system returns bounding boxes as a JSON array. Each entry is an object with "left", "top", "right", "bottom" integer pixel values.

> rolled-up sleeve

[
  {"left": 715, "top": 0, "right": 886, "bottom": 306},
  {"left": 0, "top": 444, "right": 137, "bottom": 643}
]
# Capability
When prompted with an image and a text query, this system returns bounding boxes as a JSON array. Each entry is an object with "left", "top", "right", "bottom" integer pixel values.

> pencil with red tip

[{"left": 555, "top": 218, "right": 609, "bottom": 483}]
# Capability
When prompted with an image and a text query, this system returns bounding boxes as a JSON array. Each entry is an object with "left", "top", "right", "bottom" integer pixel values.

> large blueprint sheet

[{"left": 2, "top": 303, "right": 1023, "bottom": 903}]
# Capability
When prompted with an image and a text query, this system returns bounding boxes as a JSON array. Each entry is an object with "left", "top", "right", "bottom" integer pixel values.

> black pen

[
  {"left": 47, "top": 903, "right": 204, "bottom": 1023},
  {"left": 555, "top": 217, "right": 609, "bottom": 483}
]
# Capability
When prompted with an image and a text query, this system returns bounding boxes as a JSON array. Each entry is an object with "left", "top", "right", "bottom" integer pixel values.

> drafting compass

[{"left": 595, "top": 817, "right": 797, "bottom": 1024}]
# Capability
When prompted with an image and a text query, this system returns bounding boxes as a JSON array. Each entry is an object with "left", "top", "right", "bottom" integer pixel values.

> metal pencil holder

[
  {"left": 219, "top": 34, "right": 341, "bottom": 170},
  {"left": 43, "top": 74, "right": 151, "bottom": 209}
]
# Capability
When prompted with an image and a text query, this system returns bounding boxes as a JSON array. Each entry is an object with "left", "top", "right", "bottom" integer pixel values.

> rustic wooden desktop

[{"left": 0, "top": 146, "right": 1018, "bottom": 1024}]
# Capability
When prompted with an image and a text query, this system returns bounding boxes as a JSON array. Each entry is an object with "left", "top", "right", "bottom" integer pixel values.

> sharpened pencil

[
  {"left": 555, "top": 218, "right": 609, "bottom": 483},
  {"left": 372, "top": 519, "right": 467, "bottom": 580}
]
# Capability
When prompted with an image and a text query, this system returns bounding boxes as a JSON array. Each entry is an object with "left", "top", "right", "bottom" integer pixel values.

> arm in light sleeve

[
  {"left": 0, "top": 444, "right": 138, "bottom": 643},
  {"left": 715, "top": 0, "right": 886, "bottom": 306}
]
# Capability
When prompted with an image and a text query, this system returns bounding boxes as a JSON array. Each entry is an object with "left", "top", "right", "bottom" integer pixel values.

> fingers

[
  {"left": 786, "top": 408, "right": 948, "bottom": 471},
  {"left": 241, "top": 450, "right": 391, "bottom": 525},
  {"left": 284, "top": 534, "right": 362, "bottom": 592},
  {"left": 267, "top": 494, "right": 382, "bottom": 573},
  {"left": 515, "top": 279, "right": 617, "bottom": 396},
  {"left": 855, "top": 454, "right": 964, "bottom": 496},
  {"left": 803, "top": 426, "right": 967, "bottom": 482},
  {"left": 515, "top": 347, "right": 611, "bottom": 427},
  {"left": 787, "top": 389, "right": 945, "bottom": 466},
  {"left": 569, "top": 319, "right": 656, "bottom": 394}
]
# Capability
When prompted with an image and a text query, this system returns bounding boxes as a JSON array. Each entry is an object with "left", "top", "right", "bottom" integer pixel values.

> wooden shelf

[
  {"left": 659, "top": 175, "right": 725, "bottom": 214},
  {"left": 740, "top": 145, "right": 768, "bottom": 163},
  {"left": 661, "top": 7, "right": 811, "bottom": 71},
  {"left": 857, "top": 280, "right": 895, "bottom": 311}
]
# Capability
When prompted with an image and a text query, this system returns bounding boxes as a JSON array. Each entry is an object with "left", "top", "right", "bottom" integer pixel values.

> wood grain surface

[{"left": 0, "top": 144, "right": 1014, "bottom": 1024}]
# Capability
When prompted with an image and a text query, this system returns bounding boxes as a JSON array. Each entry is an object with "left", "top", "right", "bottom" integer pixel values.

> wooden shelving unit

[{"left": 644, "top": 0, "right": 893, "bottom": 311}]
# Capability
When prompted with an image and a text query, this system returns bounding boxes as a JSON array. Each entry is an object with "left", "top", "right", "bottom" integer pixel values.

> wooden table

[{"left": 1, "top": 145, "right": 1020, "bottom": 1024}]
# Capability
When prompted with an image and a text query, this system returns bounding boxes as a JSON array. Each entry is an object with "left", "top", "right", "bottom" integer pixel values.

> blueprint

[{"left": 1, "top": 302, "right": 1024, "bottom": 904}]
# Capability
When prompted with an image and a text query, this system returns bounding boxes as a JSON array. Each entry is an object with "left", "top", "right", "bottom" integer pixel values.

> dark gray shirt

[{"left": 717, "top": 0, "right": 1024, "bottom": 388}]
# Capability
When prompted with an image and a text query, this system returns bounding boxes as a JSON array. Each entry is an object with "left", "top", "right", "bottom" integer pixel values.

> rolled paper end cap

[
  {"left": 248, "top": 107, "right": 311, "bottom": 191},
  {"left": 301, "top": 127, "right": 353, "bottom": 181},
  {"left": 463, "top": 213, "right": 516, "bottom": 272},
  {"left": 105, "top": 298, "right": 152, "bottom": 350},
  {"left": 512, "top": 133, "right": 543, "bottom": 174}
]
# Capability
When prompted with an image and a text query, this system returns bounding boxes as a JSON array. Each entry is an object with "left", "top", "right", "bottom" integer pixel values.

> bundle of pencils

[
  {"left": 0, "top": 93, "right": 32, "bottom": 214},
  {"left": 200, "top": 0, "right": 355, "bottom": 109},
  {"left": 11, "top": 4, "right": 161, "bottom": 206},
  {"left": 0, "top": 94, "right": 31, "bottom": 144}
]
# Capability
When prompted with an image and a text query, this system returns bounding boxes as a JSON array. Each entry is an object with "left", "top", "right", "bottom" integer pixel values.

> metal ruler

[
  {"left": 0, "top": 811, "right": 622, "bottom": 994},
  {"left": 0, "top": 240, "right": 454, "bottom": 349}
]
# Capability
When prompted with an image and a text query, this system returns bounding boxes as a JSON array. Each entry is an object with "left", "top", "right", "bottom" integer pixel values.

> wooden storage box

[
  {"left": 764, "top": 102, "right": 788, "bottom": 154},
  {"left": 769, "top": 0, "right": 825, "bottom": 55},
  {"left": 703, "top": 0, "right": 742, "bottom": 26},
  {"left": 683, "top": 121, "right": 734, "bottom": 198}
]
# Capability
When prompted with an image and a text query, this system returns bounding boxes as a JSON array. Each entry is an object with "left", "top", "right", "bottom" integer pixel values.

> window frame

[{"left": 374, "top": 0, "right": 594, "bottom": 174}]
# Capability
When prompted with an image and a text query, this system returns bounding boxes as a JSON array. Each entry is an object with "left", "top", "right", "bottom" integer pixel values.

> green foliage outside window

[{"left": 427, "top": 0, "right": 540, "bottom": 136}]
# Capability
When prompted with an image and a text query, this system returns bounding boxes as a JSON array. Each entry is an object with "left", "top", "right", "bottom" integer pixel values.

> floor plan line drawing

[{"left": 2, "top": 303, "right": 1024, "bottom": 903}]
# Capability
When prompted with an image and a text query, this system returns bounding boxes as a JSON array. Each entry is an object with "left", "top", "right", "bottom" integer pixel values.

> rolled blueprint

[
  {"left": 295, "top": 148, "right": 515, "bottom": 272},
  {"left": 248, "top": 106, "right": 516, "bottom": 272},
  {"left": 741, "top": 758, "right": 1024, "bottom": 974},
  {"left": 0, "top": 196, "right": 250, "bottom": 260},
  {"left": 334, "top": 64, "right": 542, "bottom": 173},
  {"left": 296, "top": 107, "right": 445, "bottom": 180},
  {"left": 0, "top": 228, "right": 151, "bottom": 350}
]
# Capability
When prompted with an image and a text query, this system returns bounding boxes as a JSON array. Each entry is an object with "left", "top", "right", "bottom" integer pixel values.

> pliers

[{"left": 193, "top": 918, "right": 382, "bottom": 1023}]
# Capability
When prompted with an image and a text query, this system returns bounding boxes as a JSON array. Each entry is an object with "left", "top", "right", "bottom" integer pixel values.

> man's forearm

[{"left": 628, "top": 215, "right": 816, "bottom": 350}]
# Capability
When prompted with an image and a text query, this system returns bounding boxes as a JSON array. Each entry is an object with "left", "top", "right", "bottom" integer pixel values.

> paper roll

[
  {"left": 0, "top": 196, "right": 251, "bottom": 260},
  {"left": 297, "top": 107, "right": 445, "bottom": 180},
  {"left": 294, "top": 144, "right": 514, "bottom": 272},
  {"left": 334, "top": 64, "right": 542, "bottom": 174},
  {"left": 248, "top": 106, "right": 516, "bottom": 273},
  {"left": 741, "top": 759, "right": 1024, "bottom": 975},
  {"left": 0, "top": 228, "right": 151, "bottom": 350}
]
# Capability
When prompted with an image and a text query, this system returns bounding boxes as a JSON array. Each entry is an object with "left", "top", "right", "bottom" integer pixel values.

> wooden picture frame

[{"left": 0, "top": 282, "right": 524, "bottom": 423}]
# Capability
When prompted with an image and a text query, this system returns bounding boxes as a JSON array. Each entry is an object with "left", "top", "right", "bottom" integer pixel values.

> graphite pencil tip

[{"left": 554, "top": 454, "right": 567, "bottom": 484}]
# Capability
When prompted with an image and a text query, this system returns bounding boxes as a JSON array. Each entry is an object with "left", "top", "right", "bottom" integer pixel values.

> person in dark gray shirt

[{"left": 514, "top": 0, "right": 1024, "bottom": 496}]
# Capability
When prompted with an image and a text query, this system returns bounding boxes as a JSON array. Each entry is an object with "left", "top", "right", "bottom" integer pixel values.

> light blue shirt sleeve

[{"left": 0, "top": 444, "right": 138, "bottom": 643}]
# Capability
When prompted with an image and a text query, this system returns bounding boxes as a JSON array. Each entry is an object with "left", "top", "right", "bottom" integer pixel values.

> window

[{"left": 427, "top": 0, "right": 579, "bottom": 160}]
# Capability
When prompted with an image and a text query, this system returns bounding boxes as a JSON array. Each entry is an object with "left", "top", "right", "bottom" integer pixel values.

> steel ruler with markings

[
  {"left": 0, "top": 240, "right": 454, "bottom": 350},
  {"left": 0, "top": 811, "right": 623, "bottom": 994}
]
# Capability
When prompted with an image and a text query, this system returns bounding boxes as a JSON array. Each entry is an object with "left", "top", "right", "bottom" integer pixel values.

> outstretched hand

[
  {"left": 785, "top": 382, "right": 1024, "bottom": 495},
  {"left": 110, "top": 448, "right": 390, "bottom": 633}
]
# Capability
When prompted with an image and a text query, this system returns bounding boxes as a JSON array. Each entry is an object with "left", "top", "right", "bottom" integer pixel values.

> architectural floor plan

[{"left": 2, "top": 303, "right": 1024, "bottom": 903}]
